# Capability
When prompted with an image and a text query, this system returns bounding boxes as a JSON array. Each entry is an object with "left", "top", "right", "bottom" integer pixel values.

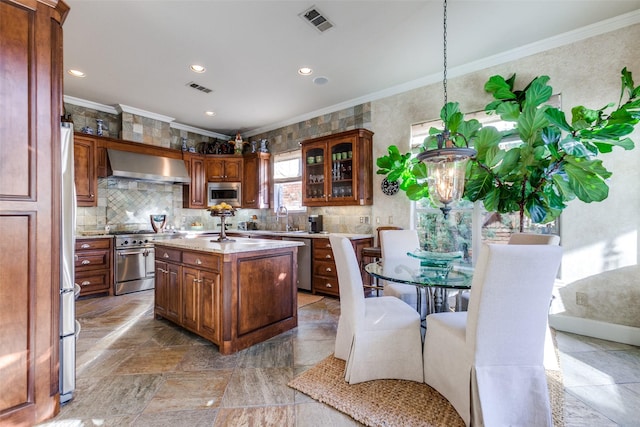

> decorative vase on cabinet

[{"left": 301, "top": 128, "right": 373, "bottom": 207}]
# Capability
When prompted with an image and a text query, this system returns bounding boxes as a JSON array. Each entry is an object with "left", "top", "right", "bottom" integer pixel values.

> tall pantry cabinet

[{"left": 0, "top": 0, "right": 69, "bottom": 425}]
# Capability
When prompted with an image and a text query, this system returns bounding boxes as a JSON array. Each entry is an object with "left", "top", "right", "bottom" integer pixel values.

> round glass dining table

[{"left": 365, "top": 256, "right": 473, "bottom": 314}]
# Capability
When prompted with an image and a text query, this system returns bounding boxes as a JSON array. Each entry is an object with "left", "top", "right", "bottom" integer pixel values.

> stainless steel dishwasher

[{"left": 288, "top": 237, "right": 312, "bottom": 291}]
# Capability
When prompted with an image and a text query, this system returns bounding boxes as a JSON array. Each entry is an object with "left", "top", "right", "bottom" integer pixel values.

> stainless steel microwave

[{"left": 207, "top": 182, "right": 241, "bottom": 207}]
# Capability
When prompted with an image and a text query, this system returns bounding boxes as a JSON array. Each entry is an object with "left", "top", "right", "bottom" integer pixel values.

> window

[
  {"left": 411, "top": 96, "right": 561, "bottom": 263},
  {"left": 273, "top": 150, "right": 306, "bottom": 212}
]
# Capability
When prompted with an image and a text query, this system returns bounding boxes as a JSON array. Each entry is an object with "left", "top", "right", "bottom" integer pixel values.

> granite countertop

[
  {"left": 76, "top": 229, "right": 373, "bottom": 240},
  {"left": 226, "top": 230, "right": 373, "bottom": 240},
  {"left": 154, "top": 236, "right": 304, "bottom": 254}
]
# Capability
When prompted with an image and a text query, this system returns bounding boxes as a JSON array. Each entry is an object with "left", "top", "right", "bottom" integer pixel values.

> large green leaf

[
  {"left": 517, "top": 106, "right": 548, "bottom": 143},
  {"left": 564, "top": 158, "right": 611, "bottom": 202},
  {"left": 578, "top": 123, "right": 636, "bottom": 141},
  {"left": 545, "top": 108, "right": 572, "bottom": 132},
  {"left": 473, "top": 126, "right": 502, "bottom": 162},
  {"left": 484, "top": 75, "right": 516, "bottom": 100},
  {"left": 464, "top": 165, "right": 494, "bottom": 201},
  {"left": 523, "top": 76, "right": 552, "bottom": 109},
  {"left": 495, "top": 147, "right": 521, "bottom": 175},
  {"left": 495, "top": 101, "right": 521, "bottom": 121}
]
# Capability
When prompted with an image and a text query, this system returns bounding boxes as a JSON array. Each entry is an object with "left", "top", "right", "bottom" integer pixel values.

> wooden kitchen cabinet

[
  {"left": 74, "top": 134, "right": 98, "bottom": 207},
  {"left": 155, "top": 248, "right": 222, "bottom": 343},
  {"left": 75, "top": 237, "right": 113, "bottom": 297},
  {"left": 182, "top": 266, "right": 220, "bottom": 341},
  {"left": 0, "top": 2, "right": 69, "bottom": 422},
  {"left": 206, "top": 155, "right": 243, "bottom": 182},
  {"left": 183, "top": 153, "right": 207, "bottom": 208},
  {"left": 154, "top": 247, "right": 182, "bottom": 324},
  {"left": 301, "top": 129, "right": 373, "bottom": 207},
  {"left": 311, "top": 236, "right": 372, "bottom": 297},
  {"left": 242, "top": 152, "right": 270, "bottom": 208}
]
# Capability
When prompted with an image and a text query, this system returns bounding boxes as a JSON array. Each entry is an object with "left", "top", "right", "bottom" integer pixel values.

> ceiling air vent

[
  {"left": 186, "top": 81, "right": 213, "bottom": 94},
  {"left": 299, "top": 6, "right": 333, "bottom": 33}
]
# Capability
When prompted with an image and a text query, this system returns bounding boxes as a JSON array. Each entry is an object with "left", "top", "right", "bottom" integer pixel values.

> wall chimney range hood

[{"left": 107, "top": 149, "right": 190, "bottom": 184}]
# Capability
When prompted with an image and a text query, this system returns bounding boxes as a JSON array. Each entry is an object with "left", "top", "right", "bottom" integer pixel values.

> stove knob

[
  {"left": 123, "top": 240, "right": 129, "bottom": 245},
  {"left": 132, "top": 239, "right": 138, "bottom": 244},
  {"left": 143, "top": 239, "right": 149, "bottom": 244}
]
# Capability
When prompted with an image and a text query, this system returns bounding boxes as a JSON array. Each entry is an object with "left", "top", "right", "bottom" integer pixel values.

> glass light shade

[
  {"left": 417, "top": 144, "right": 475, "bottom": 218},
  {"left": 425, "top": 156, "right": 469, "bottom": 206}
]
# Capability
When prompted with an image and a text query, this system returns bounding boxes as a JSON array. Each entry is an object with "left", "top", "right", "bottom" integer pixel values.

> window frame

[{"left": 273, "top": 149, "right": 306, "bottom": 213}]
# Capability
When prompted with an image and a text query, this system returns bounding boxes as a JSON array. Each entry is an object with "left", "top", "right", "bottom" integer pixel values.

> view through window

[{"left": 273, "top": 150, "right": 305, "bottom": 212}]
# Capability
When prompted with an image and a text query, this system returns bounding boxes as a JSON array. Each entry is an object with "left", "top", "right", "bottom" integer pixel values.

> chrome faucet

[{"left": 276, "top": 205, "right": 289, "bottom": 231}]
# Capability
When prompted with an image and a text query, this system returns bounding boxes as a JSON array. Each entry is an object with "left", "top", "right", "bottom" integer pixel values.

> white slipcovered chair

[
  {"left": 330, "top": 235, "right": 424, "bottom": 384},
  {"left": 423, "top": 243, "right": 562, "bottom": 426},
  {"left": 379, "top": 229, "right": 429, "bottom": 318},
  {"left": 458, "top": 232, "right": 560, "bottom": 311}
]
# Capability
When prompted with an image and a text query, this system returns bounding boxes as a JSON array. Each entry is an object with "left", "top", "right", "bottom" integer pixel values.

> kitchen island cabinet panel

[
  {"left": 154, "top": 239, "right": 299, "bottom": 354},
  {"left": 237, "top": 252, "right": 295, "bottom": 336}
]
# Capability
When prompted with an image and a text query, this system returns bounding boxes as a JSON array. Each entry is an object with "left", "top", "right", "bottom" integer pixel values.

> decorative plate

[{"left": 381, "top": 177, "right": 399, "bottom": 196}]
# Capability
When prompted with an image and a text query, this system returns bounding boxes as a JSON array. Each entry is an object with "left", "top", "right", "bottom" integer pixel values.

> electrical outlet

[
  {"left": 359, "top": 216, "right": 364, "bottom": 223},
  {"left": 363, "top": 216, "right": 370, "bottom": 224},
  {"left": 576, "top": 292, "right": 588, "bottom": 306},
  {"left": 376, "top": 216, "right": 380, "bottom": 224}
]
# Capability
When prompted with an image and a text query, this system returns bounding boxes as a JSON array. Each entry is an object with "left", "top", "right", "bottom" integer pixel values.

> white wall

[{"left": 371, "top": 23, "right": 640, "bottom": 283}]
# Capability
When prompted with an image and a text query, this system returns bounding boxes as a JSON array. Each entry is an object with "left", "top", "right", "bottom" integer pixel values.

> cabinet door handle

[
  {"left": 81, "top": 260, "right": 90, "bottom": 265},
  {"left": 325, "top": 254, "right": 332, "bottom": 259},
  {"left": 247, "top": 199, "right": 255, "bottom": 203},
  {"left": 325, "top": 243, "right": 331, "bottom": 248},
  {"left": 158, "top": 268, "right": 168, "bottom": 274},
  {"left": 81, "top": 281, "right": 91, "bottom": 286},
  {"left": 163, "top": 253, "right": 169, "bottom": 258},
  {"left": 195, "top": 258, "right": 202, "bottom": 265},
  {"left": 325, "top": 283, "right": 332, "bottom": 288},
  {"left": 81, "top": 243, "right": 91, "bottom": 249},
  {"left": 90, "top": 194, "right": 94, "bottom": 198},
  {"left": 325, "top": 267, "right": 332, "bottom": 272}
]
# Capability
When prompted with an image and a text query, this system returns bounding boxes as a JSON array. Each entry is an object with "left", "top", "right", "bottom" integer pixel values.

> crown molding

[
  {"left": 170, "top": 122, "right": 231, "bottom": 140},
  {"left": 63, "top": 95, "right": 119, "bottom": 115},
  {"left": 115, "top": 104, "right": 175, "bottom": 123}
]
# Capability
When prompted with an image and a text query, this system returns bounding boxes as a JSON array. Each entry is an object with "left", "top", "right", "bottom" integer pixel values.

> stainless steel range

[{"left": 112, "top": 231, "right": 176, "bottom": 295}]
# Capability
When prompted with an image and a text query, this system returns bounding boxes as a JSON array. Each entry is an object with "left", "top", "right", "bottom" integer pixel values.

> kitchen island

[{"left": 153, "top": 237, "right": 302, "bottom": 355}]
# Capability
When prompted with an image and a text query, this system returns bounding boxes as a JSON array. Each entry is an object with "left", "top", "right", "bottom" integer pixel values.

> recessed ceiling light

[
  {"left": 205, "top": 111, "right": 216, "bottom": 117},
  {"left": 313, "top": 76, "right": 329, "bottom": 85},
  {"left": 298, "top": 67, "right": 313, "bottom": 76},
  {"left": 68, "top": 69, "right": 86, "bottom": 78},
  {"left": 190, "top": 64, "right": 206, "bottom": 73}
]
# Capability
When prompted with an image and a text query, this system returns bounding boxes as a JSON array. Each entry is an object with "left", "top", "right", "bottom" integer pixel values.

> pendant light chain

[{"left": 442, "top": 0, "right": 449, "bottom": 124}]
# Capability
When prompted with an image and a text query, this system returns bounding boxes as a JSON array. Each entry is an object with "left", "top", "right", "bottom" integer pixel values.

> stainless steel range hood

[{"left": 107, "top": 149, "right": 190, "bottom": 184}]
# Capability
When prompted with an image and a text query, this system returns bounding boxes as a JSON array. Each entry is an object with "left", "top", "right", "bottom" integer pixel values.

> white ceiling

[{"left": 63, "top": 1, "right": 640, "bottom": 138}]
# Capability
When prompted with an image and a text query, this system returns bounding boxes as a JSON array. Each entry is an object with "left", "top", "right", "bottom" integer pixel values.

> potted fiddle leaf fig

[{"left": 376, "top": 68, "right": 639, "bottom": 232}]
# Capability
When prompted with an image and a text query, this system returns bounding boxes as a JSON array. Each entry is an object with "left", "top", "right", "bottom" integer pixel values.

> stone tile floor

[{"left": 38, "top": 290, "right": 639, "bottom": 426}]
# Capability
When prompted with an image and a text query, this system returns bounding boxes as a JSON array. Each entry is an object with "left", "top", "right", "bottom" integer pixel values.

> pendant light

[{"left": 417, "top": 0, "right": 476, "bottom": 219}]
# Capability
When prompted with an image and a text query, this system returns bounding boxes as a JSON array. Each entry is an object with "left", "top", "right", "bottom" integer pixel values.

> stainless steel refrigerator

[{"left": 60, "top": 123, "right": 79, "bottom": 404}]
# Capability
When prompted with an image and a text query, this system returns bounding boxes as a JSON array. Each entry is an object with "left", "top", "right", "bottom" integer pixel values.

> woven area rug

[
  {"left": 297, "top": 292, "right": 324, "bottom": 308},
  {"left": 289, "top": 355, "right": 564, "bottom": 427}
]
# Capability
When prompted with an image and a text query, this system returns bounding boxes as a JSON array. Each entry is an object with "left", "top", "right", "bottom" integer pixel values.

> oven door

[{"left": 114, "top": 247, "right": 155, "bottom": 295}]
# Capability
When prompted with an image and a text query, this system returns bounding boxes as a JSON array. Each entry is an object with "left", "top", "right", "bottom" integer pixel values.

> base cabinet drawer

[
  {"left": 75, "top": 238, "right": 113, "bottom": 297},
  {"left": 75, "top": 271, "right": 110, "bottom": 296},
  {"left": 312, "top": 276, "right": 339, "bottom": 296}
]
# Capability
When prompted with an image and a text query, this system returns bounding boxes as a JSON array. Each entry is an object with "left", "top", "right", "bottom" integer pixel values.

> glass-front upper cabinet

[{"left": 301, "top": 129, "right": 373, "bottom": 207}]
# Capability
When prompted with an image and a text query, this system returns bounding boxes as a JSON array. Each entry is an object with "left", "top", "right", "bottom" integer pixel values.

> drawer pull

[
  {"left": 325, "top": 243, "right": 331, "bottom": 248},
  {"left": 325, "top": 267, "right": 332, "bottom": 272},
  {"left": 81, "top": 260, "right": 90, "bottom": 265},
  {"left": 325, "top": 254, "right": 332, "bottom": 259},
  {"left": 195, "top": 258, "right": 202, "bottom": 265},
  {"left": 325, "top": 283, "right": 332, "bottom": 288},
  {"left": 81, "top": 281, "right": 91, "bottom": 286},
  {"left": 158, "top": 268, "right": 168, "bottom": 274},
  {"left": 81, "top": 243, "right": 91, "bottom": 249},
  {"left": 163, "top": 253, "right": 170, "bottom": 258}
]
